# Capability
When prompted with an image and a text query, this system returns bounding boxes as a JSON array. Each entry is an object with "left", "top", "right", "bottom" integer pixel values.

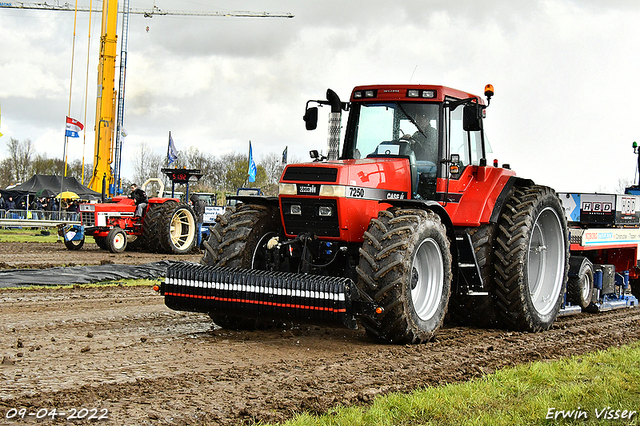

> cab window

[{"left": 449, "top": 105, "right": 483, "bottom": 168}]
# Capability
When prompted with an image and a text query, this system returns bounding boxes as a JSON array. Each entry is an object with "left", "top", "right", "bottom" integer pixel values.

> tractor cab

[
  {"left": 305, "top": 85, "right": 492, "bottom": 201},
  {"left": 342, "top": 85, "right": 490, "bottom": 201}
]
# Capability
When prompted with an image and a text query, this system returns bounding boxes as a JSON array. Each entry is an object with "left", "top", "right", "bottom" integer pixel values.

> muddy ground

[{"left": 1, "top": 241, "right": 640, "bottom": 425}]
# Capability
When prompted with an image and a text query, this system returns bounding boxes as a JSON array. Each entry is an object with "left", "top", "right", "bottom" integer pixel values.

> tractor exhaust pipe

[{"left": 326, "top": 89, "right": 342, "bottom": 161}]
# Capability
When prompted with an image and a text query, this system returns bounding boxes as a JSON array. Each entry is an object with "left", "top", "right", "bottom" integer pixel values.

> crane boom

[
  {"left": 0, "top": 2, "right": 294, "bottom": 18},
  {"left": 1, "top": 1, "right": 294, "bottom": 195}
]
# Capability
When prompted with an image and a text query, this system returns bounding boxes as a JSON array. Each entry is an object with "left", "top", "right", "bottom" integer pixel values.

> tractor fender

[
  {"left": 382, "top": 199, "right": 458, "bottom": 272},
  {"left": 488, "top": 176, "right": 534, "bottom": 224}
]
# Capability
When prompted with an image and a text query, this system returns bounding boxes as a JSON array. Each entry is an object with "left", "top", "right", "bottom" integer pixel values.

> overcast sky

[{"left": 1, "top": 0, "right": 639, "bottom": 193}]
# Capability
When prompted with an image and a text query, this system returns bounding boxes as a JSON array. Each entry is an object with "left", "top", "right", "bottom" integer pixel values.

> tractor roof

[{"left": 350, "top": 84, "right": 484, "bottom": 105}]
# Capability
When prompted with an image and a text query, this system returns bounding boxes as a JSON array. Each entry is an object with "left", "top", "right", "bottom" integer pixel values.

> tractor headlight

[
  {"left": 319, "top": 185, "right": 346, "bottom": 197},
  {"left": 318, "top": 206, "right": 333, "bottom": 217},
  {"left": 407, "top": 89, "right": 436, "bottom": 99},
  {"left": 279, "top": 183, "right": 297, "bottom": 195},
  {"left": 290, "top": 204, "right": 302, "bottom": 215}
]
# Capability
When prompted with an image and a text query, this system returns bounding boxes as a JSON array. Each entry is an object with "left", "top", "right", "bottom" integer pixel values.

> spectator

[
  {"left": 46, "top": 197, "right": 58, "bottom": 220},
  {"left": 6, "top": 196, "right": 16, "bottom": 210},
  {"left": 67, "top": 200, "right": 79, "bottom": 221},
  {"left": 6, "top": 196, "right": 17, "bottom": 219},
  {"left": 30, "top": 197, "right": 43, "bottom": 220}
]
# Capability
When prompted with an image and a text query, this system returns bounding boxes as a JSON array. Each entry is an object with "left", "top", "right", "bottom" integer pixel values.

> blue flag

[
  {"left": 248, "top": 141, "right": 257, "bottom": 183},
  {"left": 282, "top": 146, "right": 288, "bottom": 164},
  {"left": 167, "top": 132, "right": 178, "bottom": 165}
]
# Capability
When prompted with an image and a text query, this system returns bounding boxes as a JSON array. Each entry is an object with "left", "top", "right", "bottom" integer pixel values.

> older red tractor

[{"left": 62, "top": 179, "right": 197, "bottom": 254}]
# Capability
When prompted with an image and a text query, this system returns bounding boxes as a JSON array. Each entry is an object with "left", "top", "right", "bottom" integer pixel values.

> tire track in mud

[{"left": 1, "top": 285, "right": 639, "bottom": 425}]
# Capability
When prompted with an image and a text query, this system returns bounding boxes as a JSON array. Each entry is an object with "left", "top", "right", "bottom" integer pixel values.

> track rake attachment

[{"left": 160, "top": 262, "right": 378, "bottom": 329}]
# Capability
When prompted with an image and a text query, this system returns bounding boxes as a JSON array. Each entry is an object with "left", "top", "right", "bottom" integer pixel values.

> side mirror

[
  {"left": 304, "top": 106, "right": 318, "bottom": 130},
  {"left": 463, "top": 104, "right": 483, "bottom": 132}
]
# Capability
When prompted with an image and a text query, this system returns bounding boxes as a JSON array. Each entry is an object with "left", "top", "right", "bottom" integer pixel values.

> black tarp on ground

[
  {"left": 1, "top": 175, "right": 101, "bottom": 201},
  {"left": 0, "top": 260, "right": 192, "bottom": 287}
]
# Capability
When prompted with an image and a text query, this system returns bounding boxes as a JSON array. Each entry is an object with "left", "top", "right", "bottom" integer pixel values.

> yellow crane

[{"left": 1, "top": 2, "right": 294, "bottom": 194}]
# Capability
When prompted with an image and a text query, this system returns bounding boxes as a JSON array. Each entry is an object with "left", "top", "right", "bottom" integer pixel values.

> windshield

[{"left": 345, "top": 102, "right": 440, "bottom": 163}]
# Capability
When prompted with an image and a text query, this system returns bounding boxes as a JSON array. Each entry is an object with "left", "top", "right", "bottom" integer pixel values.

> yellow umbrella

[{"left": 55, "top": 191, "right": 79, "bottom": 199}]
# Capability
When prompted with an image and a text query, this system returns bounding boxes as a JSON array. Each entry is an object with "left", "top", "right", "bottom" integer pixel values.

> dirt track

[{"left": 1, "top": 241, "right": 640, "bottom": 425}]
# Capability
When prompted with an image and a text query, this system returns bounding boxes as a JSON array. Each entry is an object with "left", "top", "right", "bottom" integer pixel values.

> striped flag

[{"left": 65, "top": 116, "right": 84, "bottom": 138}]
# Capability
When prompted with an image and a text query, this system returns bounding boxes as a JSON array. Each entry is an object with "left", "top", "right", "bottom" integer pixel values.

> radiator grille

[
  {"left": 81, "top": 211, "right": 95, "bottom": 227},
  {"left": 281, "top": 198, "right": 339, "bottom": 237},
  {"left": 282, "top": 167, "right": 338, "bottom": 182}
]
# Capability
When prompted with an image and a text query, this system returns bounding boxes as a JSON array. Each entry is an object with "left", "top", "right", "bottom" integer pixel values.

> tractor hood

[
  {"left": 279, "top": 158, "right": 412, "bottom": 198},
  {"left": 278, "top": 158, "right": 412, "bottom": 242}
]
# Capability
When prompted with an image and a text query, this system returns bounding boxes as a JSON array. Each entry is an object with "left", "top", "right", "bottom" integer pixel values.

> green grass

[
  {"left": 273, "top": 342, "right": 640, "bottom": 426},
  {"left": 0, "top": 227, "right": 60, "bottom": 243},
  {"left": 0, "top": 278, "right": 159, "bottom": 291}
]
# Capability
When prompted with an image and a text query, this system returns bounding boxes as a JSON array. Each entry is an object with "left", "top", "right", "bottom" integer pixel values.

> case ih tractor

[
  {"left": 160, "top": 84, "right": 572, "bottom": 344},
  {"left": 62, "top": 179, "right": 197, "bottom": 254}
]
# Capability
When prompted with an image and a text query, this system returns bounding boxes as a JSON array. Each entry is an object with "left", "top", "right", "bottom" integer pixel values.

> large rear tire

[
  {"left": 356, "top": 208, "right": 452, "bottom": 344},
  {"left": 145, "top": 201, "right": 197, "bottom": 254},
  {"left": 201, "top": 203, "right": 280, "bottom": 330},
  {"left": 94, "top": 236, "right": 108, "bottom": 250},
  {"left": 493, "top": 185, "right": 569, "bottom": 331}
]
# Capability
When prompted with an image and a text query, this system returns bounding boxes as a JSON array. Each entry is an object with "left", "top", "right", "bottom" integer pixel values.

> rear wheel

[
  {"left": 106, "top": 228, "right": 127, "bottom": 253},
  {"left": 201, "top": 203, "right": 280, "bottom": 330},
  {"left": 356, "top": 208, "right": 452, "bottom": 344},
  {"left": 94, "top": 236, "right": 108, "bottom": 250},
  {"left": 567, "top": 257, "right": 594, "bottom": 309},
  {"left": 493, "top": 185, "right": 569, "bottom": 331},
  {"left": 146, "top": 201, "right": 197, "bottom": 254}
]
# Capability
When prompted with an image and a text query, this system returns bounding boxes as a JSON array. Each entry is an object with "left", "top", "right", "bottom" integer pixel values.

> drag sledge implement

[{"left": 160, "top": 262, "right": 380, "bottom": 329}]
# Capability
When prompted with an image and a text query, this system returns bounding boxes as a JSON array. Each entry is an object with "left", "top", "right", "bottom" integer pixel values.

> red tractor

[
  {"left": 62, "top": 179, "right": 197, "bottom": 254},
  {"left": 160, "top": 84, "right": 570, "bottom": 344}
]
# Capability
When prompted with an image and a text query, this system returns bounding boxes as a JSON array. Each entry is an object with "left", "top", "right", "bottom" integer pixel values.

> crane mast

[
  {"left": 113, "top": 0, "right": 130, "bottom": 195},
  {"left": 0, "top": 2, "right": 294, "bottom": 196},
  {"left": 89, "top": 0, "right": 118, "bottom": 193}
]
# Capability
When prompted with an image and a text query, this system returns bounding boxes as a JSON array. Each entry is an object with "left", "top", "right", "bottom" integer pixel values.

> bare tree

[
  {"left": 7, "top": 137, "right": 34, "bottom": 182},
  {"left": 616, "top": 178, "right": 635, "bottom": 193},
  {"left": 260, "top": 152, "right": 286, "bottom": 186},
  {"left": 0, "top": 157, "right": 14, "bottom": 188},
  {"left": 132, "top": 142, "right": 163, "bottom": 185}
]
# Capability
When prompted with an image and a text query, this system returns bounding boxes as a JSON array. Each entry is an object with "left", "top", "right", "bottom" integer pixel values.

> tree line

[{"left": 1, "top": 138, "right": 295, "bottom": 198}]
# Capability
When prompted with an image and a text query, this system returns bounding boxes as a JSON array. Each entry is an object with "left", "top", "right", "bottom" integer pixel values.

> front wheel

[
  {"left": 201, "top": 203, "right": 280, "bottom": 330},
  {"left": 493, "top": 185, "right": 569, "bottom": 331},
  {"left": 356, "top": 208, "right": 452, "bottom": 344},
  {"left": 64, "top": 237, "right": 84, "bottom": 250},
  {"left": 107, "top": 228, "right": 127, "bottom": 253}
]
